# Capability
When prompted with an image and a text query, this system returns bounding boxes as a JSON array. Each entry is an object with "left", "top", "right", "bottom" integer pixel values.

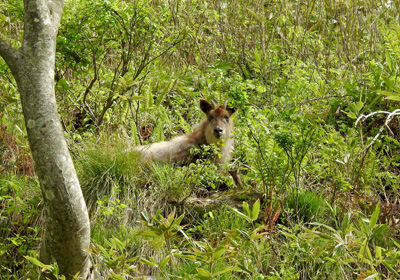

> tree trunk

[{"left": 0, "top": 1, "right": 92, "bottom": 279}]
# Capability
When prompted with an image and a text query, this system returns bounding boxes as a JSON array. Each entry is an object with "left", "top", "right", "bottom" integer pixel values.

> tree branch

[
  {"left": 0, "top": 38, "right": 20, "bottom": 75},
  {"left": 352, "top": 109, "right": 400, "bottom": 161}
]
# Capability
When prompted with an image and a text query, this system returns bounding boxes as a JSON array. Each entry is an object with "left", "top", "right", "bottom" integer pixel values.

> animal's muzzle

[{"left": 213, "top": 127, "right": 223, "bottom": 138}]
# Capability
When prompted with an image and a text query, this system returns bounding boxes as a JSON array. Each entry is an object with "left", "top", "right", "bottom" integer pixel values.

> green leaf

[
  {"left": 242, "top": 202, "right": 251, "bottom": 218},
  {"left": 250, "top": 225, "right": 269, "bottom": 240},
  {"left": 369, "top": 204, "right": 380, "bottom": 229},
  {"left": 172, "top": 214, "right": 184, "bottom": 228},
  {"left": 131, "top": 95, "right": 147, "bottom": 100},
  {"left": 251, "top": 199, "right": 260, "bottom": 221},
  {"left": 371, "top": 224, "right": 388, "bottom": 239},
  {"left": 110, "top": 272, "right": 127, "bottom": 280},
  {"left": 213, "top": 246, "right": 226, "bottom": 259},
  {"left": 356, "top": 100, "right": 364, "bottom": 112},
  {"left": 214, "top": 266, "right": 235, "bottom": 276},
  {"left": 228, "top": 206, "right": 251, "bottom": 222},
  {"left": 375, "top": 246, "right": 382, "bottom": 259},
  {"left": 385, "top": 95, "right": 400, "bottom": 101},
  {"left": 382, "top": 261, "right": 400, "bottom": 278},
  {"left": 310, "top": 222, "right": 336, "bottom": 233},
  {"left": 385, "top": 50, "right": 394, "bottom": 72},
  {"left": 58, "top": 78, "right": 70, "bottom": 90},
  {"left": 126, "top": 256, "right": 139, "bottom": 263},
  {"left": 155, "top": 80, "right": 174, "bottom": 108},
  {"left": 24, "top": 256, "right": 47, "bottom": 268},
  {"left": 375, "top": 90, "right": 398, "bottom": 96},
  {"left": 135, "top": 229, "right": 161, "bottom": 238},
  {"left": 140, "top": 211, "right": 150, "bottom": 222},
  {"left": 382, "top": 76, "right": 400, "bottom": 93},
  {"left": 342, "top": 110, "right": 357, "bottom": 119},
  {"left": 196, "top": 268, "right": 213, "bottom": 278},
  {"left": 364, "top": 273, "right": 379, "bottom": 280},
  {"left": 140, "top": 258, "right": 158, "bottom": 267},
  {"left": 314, "top": 233, "right": 335, "bottom": 242},
  {"left": 360, "top": 95, "right": 381, "bottom": 114},
  {"left": 281, "top": 231, "right": 298, "bottom": 241},
  {"left": 393, "top": 239, "right": 400, "bottom": 249},
  {"left": 116, "top": 94, "right": 127, "bottom": 101},
  {"left": 246, "top": 7, "right": 266, "bottom": 23},
  {"left": 237, "top": 264, "right": 252, "bottom": 274},
  {"left": 52, "top": 265, "right": 59, "bottom": 276},
  {"left": 359, "top": 241, "right": 373, "bottom": 261},
  {"left": 167, "top": 211, "right": 176, "bottom": 225},
  {"left": 349, "top": 102, "right": 357, "bottom": 113},
  {"left": 341, "top": 213, "right": 351, "bottom": 234},
  {"left": 159, "top": 255, "right": 170, "bottom": 269},
  {"left": 213, "top": 61, "right": 232, "bottom": 72},
  {"left": 254, "top": 49, "right": 262, "bottom": 67}
]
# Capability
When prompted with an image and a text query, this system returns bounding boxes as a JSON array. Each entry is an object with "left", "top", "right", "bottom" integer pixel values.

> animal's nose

[{"left": 214, "top": 127, "right": 223, "bottom": 136}]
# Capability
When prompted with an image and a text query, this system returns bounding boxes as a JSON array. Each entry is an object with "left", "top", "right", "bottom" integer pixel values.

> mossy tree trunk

[{"left": 0, "top": 1, "right": 92, "bottom": 279}]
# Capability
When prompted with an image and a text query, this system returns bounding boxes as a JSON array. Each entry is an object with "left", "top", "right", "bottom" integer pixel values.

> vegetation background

[{"left": 1, "top": 0, "right": 400, "bottom": 279}]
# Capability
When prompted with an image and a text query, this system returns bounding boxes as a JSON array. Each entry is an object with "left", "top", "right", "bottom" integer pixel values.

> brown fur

[{"left": 134, "top": 99, "right": 236, "bottom": 164}]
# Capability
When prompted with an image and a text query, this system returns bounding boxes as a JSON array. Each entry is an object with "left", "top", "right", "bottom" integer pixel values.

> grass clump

[
  {"left": 284, "top": 190, "right": 327, "bottom": 224},
  {"left": 73, "top": 138, "right": 143, "bottom": 212}
]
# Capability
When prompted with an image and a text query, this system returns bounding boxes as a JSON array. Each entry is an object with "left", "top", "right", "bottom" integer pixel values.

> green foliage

[
  {"left": 136, "top": 209, "right": 184, "bottom": 252},
  {"left": 24, "top": 255, "right": 68, "bottom": 280},
  {"left": 92, "top": 185, "right": 128, "bottom": 229},
  {"left": 188, "top": 207, "right": 249, "bottom": 242},
  {"left": 284, "top": 191, "right": 327, "bottom": 224},
  {"left": 2, "top": 0, "right": 400, "bottom": 278},
  {"left": 177, "top": 239, "right": 239, "bottom": 280},
  {"left": 56, "top": 0, "right": 185, "bottom": 128},
  {"left": 143, "top": 159, "right": 233, "bottom": 203},
  {"left": 87, "top": 236, "right": 139, "bottom": 279},
  {"left": 0, "top": 175, "right": 42, "bottom": 279},
  {"left": 300, "top": 204, "right": 400, "bottom": 279}
]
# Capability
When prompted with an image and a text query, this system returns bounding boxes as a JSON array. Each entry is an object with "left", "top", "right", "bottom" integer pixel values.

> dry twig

[{"left": 353, "top": 109, "right": 400, "bottom": 160}]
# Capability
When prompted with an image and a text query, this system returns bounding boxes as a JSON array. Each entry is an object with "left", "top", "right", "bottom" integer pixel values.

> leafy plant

[
  {"left": 228, "top": 199, "right": 260, "bottom": 224},
  {"left": 135, "top": 210, "right": 185, "bottom": 253},
  {"left": 177, "top": 239, "right": 238, "bottom": 280},
  {"left": 300, "top": 204, "right": 400, "bottom": 279},
  {"left": 87, "top": 236, "right": 139, "bottom": 279},
  {"left": 0, "top": 175, "right": 42, "bottom": 278},
  {"left": 24, "top": 255, "right": 68, "bottom": 280}
]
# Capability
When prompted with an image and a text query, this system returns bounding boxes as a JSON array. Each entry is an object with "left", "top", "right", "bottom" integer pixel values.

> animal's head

[{"left": 200, "top": 99, "right": 236, "bottom": 143}]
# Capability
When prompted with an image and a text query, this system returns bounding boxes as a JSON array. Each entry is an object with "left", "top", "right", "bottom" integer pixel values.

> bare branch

[{"left": 352, "top": 109, "right": 400, "bottom": 161}]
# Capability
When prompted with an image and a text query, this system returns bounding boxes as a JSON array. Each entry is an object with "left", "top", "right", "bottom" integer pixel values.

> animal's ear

[
  {"left": 200, "top": 99, "right": 212, "bottom": 113},
  {"left": 227, "top": 107, "right": 236, "bottom": 116}
]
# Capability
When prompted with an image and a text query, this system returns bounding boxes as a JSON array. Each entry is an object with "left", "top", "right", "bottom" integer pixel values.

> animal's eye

[
  {"left": 224, "top": 116, "right": 229, "bottom": 121},
  {"left": 208, "top": 116, "right": 214, "bottom": 122}
]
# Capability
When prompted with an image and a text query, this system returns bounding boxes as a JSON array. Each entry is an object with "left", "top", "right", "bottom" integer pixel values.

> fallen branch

[{"left": 353, "top": 109, "right": 400, "bottom": 161}]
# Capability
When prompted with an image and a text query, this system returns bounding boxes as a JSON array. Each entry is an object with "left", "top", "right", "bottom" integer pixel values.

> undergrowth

[{"left": 1, "top": 0, "right": 400, "bottom": 279}]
